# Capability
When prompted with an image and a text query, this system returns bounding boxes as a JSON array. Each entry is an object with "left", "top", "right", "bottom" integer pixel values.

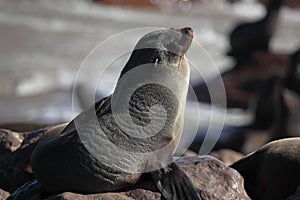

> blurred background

[{"left": 0, "top": 0, "right": 300, "bottom": 153}]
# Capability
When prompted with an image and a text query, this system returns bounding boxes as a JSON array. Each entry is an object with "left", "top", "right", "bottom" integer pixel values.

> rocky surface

[
  {"left": 46, "top": 190, "right": 161, "bottom": 200},
  {"left": 177, "top": 156, "right": 249, "bottom": 200},
  {"left": 0, "top": 126, "right": 55, "bottom": 193},
  {"left": 8, "top": 156, "right": 250, "bottom": 200},
  {"left": 0, "top": 129, "right": 23, "bottom": 153},
  {"left": 0, "top": 124, "right": 250, "bottom": 199}
]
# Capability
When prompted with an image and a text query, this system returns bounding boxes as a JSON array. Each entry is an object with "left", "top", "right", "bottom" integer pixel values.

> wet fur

[{"left": 231, "top": 138, "right": 300, "bottom": 200}]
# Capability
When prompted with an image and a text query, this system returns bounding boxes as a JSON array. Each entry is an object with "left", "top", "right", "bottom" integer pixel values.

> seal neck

[
  {"left": 120, "top": 49, "right": 155, "bottom": 78},
  {"left": 285, "top": 49, "right": 300, "bottom": 89},
  {"left": 251, "top": 74, "right": 287, "bottom": 133},
  {"left": 262, "top": 0, "right": 282, "bottom": 35},
  {"left": 264, "top": 0, "right": 282, "bottom": 22}
]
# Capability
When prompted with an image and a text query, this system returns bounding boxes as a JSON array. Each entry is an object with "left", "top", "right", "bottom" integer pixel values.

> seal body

[
  {"left": 30, "top": 27, "right": 198, "bottom": 198},
  {"left": 231, "top": 138, "right": 300, "bottom": 200}
]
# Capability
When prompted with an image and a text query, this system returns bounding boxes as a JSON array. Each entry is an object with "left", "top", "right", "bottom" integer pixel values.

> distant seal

[
  {"left": 30, "top": 27, "right": 200, "bottom": 199},
  {"left": 190, "top": 73, "right": 288, "bottom": 154},
  {"left": 230, "top": 138, "right": 300, "bottom": 200},
  {"left": 285, "top": 47, "right": 300, "bottom": 95},
  {"left": 228, "top": 0, "right": 283, "bottom": 66}
]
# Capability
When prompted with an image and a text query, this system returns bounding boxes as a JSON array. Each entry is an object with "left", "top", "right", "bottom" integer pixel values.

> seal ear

[{"left": 151, "top": 162, "right": 201, "bottom": 200}]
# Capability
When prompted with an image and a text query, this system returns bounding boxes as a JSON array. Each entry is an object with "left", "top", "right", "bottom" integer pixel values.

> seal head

[{"left": 120, "top": 27, "right": 193, "bottom": 77}]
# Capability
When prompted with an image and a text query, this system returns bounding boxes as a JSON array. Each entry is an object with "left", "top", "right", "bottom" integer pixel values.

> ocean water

[{"left": 0, "top": 0, "right": 299, "bottom": 152}]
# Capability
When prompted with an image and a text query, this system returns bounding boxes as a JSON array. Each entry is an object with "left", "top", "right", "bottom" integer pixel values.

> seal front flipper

[
  {"left": 151, "top": 162, "right": 201, "bottom": 200},
  {"left": 7, "top": 180, "right": 51, "bottom": 200}
]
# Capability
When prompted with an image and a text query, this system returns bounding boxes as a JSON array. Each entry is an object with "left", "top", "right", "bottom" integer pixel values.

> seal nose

[{"left": 180, "top": 27, "right": 193, "bottom": 38}]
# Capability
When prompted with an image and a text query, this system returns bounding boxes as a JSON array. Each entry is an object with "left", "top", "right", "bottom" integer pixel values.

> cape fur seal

[
  {"left": 230, "top": 138, "right": 300, "bottom": 200},
  {"left": 228, "top": 0, "right": 283, "bottom": 66},
  {"left": 30, "top": 27, "right": 200, "bottom": 199},
  {"left": 190, "top": 73, "right": 288, "bottom": 154},
  {"left": 285, "top": 47, "right": 300, "bottom": 96}
]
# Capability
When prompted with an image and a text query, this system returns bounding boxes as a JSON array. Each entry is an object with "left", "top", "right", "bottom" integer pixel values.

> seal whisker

[{"left": 154, "top": 58, "right": 159, "bottom": 68}]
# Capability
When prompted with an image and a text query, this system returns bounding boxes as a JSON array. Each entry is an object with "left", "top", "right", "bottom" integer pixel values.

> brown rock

[
  {"left": 0, "top": 188, "right": 9, "bottom": 200},
  {"left": 209, "top": 149, "right": 245, "bottom": 166},
  {"left": 46, "top": 189, "right": 161, "bottom": 200},
  {"left": 10, "top": 156, "right": 249, "bottom": 200},
  {"left": 0, "top": 129, "right": 23, "bottom": 153},
  {"left": 176, "top": 156, "right": 250, "bottom": 200},
  {"left": 8, "top": 179, "right": 161, "bottom": 200}
]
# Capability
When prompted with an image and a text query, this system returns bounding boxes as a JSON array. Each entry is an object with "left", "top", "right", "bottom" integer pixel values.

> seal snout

[
  {"left": 180, "top": 27, "right": 194, "bottom": 38},
  {"left": 174, "top": 27, "right": 193, "bottom": 55}
]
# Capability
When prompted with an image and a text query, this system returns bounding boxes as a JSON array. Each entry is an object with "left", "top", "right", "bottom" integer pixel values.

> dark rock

[
  {"left": 0, "top": 188, "right": 9, "bottom": 200},
  {"left": 8, "top": 156, "right": 250, "bottom": 200},
  {"left": 46, "top": 190, "right": 161, "bottom": 200},
  {"left": 0, "top": 129, "right": 23, "bottom": 153}
]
